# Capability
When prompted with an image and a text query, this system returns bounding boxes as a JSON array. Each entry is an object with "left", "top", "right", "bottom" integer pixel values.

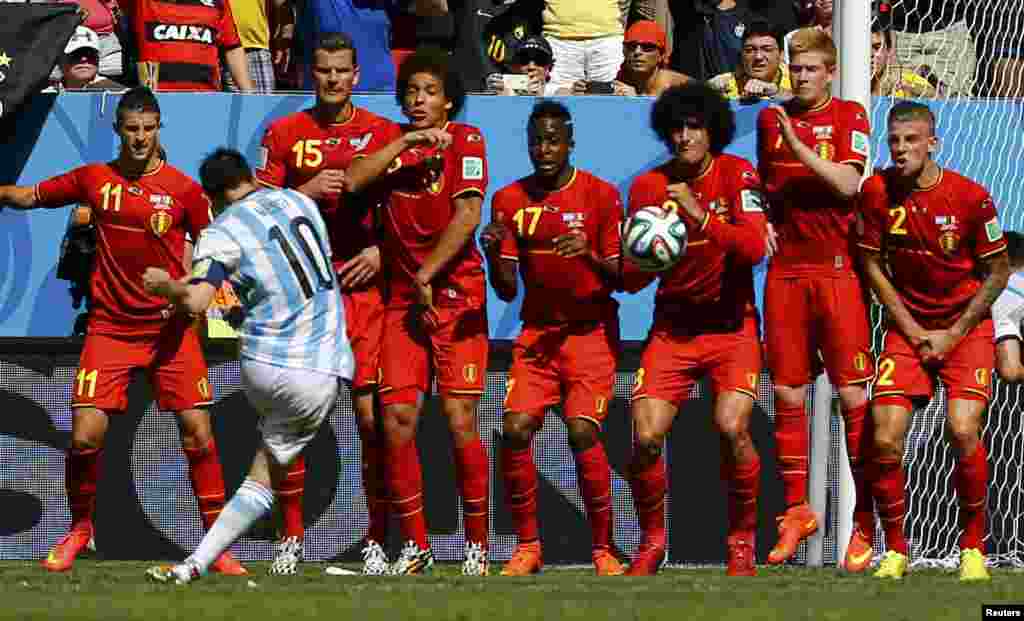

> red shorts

[
  {"left": 874, "top": 320, "right": 995, "bottom": 403},
  {"left": 764, "top": 275, "right": 874, "bottom": 387},
  {"left": 342, "top": 285, "right": 384, "bottom": 392},
  {"left": 633, "top": 315, "right": 762, "bottom": 407},
  {"left": 71, "top": 324, "right": 212, "bottom": 412},
  {"left": 505, "top": 319, "right": 619, "bottom": 427},
  {"left": 378, "top": 300, "right": 489, "bottom": 407}
]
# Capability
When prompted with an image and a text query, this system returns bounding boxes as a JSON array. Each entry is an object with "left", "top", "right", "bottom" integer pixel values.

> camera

[{"left": 585, "top": 81, "right": 615, "bottom": 95}]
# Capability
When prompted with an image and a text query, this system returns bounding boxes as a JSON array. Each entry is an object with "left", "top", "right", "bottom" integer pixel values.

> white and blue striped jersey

[
  {"left": 192, "top": 188, "right": 353, "bottom": 379},
  {"left": 992, "top": 271, "right": 1024, "bottom": 342}
]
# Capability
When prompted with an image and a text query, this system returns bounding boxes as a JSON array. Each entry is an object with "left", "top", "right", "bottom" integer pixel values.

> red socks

[
  {"left": 870, "top": 455, "right": 907, "bottom": 555},
  {"left": 361, "top": 432, "right": 390, "bottom": 544},
  {"left": 842, "top": 403, "right": 875, "bottom": 535},
  {"left": 722, "top": 452, "right": 761, "bottom": 536},
  {"left": 182, "top": 439, "right": 227, "bottom": 530},
  {"left": 386, "top": 439, "right": 428, "bottom": 549},
  {"left": 574, "top": 444, "right": 613, "bottom": 552},
  {"left": 502, "top": 445, "right": 539, "bottom": 543},
  {"left": 276, "top": 455, "right": 306, "bottom": 540},
  {"left": 774, "top": 404, "right": 809, "bottom": 507},
  {"left": 630, "top": 456, "right": 667, "bottom": 545},
  {"left": 67, "top": 447, "right": 102, "bottom": 532},
  {"left": 454, "top": 437, "right": 489, "bottom": 547},
  {"left": 955, "top": 443, "right": 988, "bottom": 552}
]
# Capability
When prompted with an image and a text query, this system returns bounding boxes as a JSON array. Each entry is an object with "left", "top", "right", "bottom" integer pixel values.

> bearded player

[
  {"left": 0, "top": 87, "right": 245, "bottom": 575},
  {"left": 757, "top": 28, "right": 876, "bottom": 571},
  {"left": 345, "top": 47, "right": 491, "bottom": 576},
  {"left": 859, "top": 102, "right": 1009, "bottom": 582},
  {"left": 255, "top": 32, "right": 393, "bottom": 576},
  {"left": 480, "top": 101, "right": 624, "bottom": 576},
  {"left": 622, "top": 82, "right": 768, "bottom": 576}
]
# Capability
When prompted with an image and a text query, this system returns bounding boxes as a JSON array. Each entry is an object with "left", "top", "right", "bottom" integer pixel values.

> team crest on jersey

[
  {"left": 324, "top": 137, "right": 342, "bottom": 149},
  {"left": 463, "top": 364, "right": 478, "bottom": 383},
  {"left": 816, "top": 141, "right": 835, "bottom": 161},
  {"left": 427, "top": 170, "right": 444, "bottom": 195},
  {"left": 976, "top": 368, "right": 989, "bottom": 386},
  {"left": 939, "top": 231, "right": 960, "bottom": 254},
  {"left": 150, "top": 211, "right": 173, "bottom": 236}
]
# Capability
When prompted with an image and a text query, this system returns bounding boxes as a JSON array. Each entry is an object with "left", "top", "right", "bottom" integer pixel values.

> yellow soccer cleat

[
  {"left": 958, "top": 548, "right": 990, "bottom": 582},
  {"left": 873, "top": 550, "right": 908, "bottom": 580}
]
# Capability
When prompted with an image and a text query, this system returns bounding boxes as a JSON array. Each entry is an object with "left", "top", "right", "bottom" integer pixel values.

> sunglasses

[{"left": 625, "top": 42, "right": 661, "bottom": 53}]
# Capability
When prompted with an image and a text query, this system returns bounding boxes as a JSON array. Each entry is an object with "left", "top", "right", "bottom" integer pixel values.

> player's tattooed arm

[
  {"left": 0, "top": 185, "right": 39, "bottom": 210},
  {"left": 861, "top": 249, "right": 927, "bottom": 348},
  {"left": 950, "top": 251, "right": 1011, "bottom": 343}
]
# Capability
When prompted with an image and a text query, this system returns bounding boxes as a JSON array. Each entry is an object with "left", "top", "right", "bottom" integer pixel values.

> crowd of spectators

[{"left": 28, "top": 0, "right": 1024, "bottom": 99}]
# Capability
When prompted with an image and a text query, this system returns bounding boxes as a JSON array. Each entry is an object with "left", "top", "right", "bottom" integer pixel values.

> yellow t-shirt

[
  {"left": 543, "top": 0, "right": 622, "bottom": 39},
  {"left": 710, "top": 65, "right": 791, "bottom": 100},
  {"left": 228, "top": 0, "right": 269, "bottom": 50},
  {"left": 887, "top": 70, "right": 935, "bottom": 98}
]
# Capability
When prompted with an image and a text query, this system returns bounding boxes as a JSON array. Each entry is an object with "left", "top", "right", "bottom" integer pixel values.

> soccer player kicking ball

[
  {"left": 623, "top": 82, "right": 768, "bottom": 576},
  {"left": 255, "top": 32, "right": 394, "bottom": 576},
  {"left": 859, "top": 102, "right": 1009, "bottom": 582},
  {"left": 345, "top": 47, "right": 491, "bottom": 576},
  {"left": 0, "top": 88, "right": 245, "bottom": 576},
  {"left": 757, "top": 28, "right": 877, "bottom": 571},
  {"left": 145, "top": 149, "right": 353, "bottom": 585},
  {"left": 481, "top": 101, "right": 624, "bottom": 577}
]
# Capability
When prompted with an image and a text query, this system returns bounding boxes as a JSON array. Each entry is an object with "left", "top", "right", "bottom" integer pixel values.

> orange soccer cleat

[
  {"left": 843, "top": 527, "right": 874, "bottom": 573},
  {"left": 500, "top": 541, "right": 543, "bottom": 576},
  {"left": 768, "top": 503, "right": 818, "bottom": 565},
  {"left": 726, "top": 534, "right": 757, "bottom": 577},
  {"left": 41, "top": 526, "right": 95, "bottom": 572},
  {"left": 625, "top": 540, "right": 665, "bottom": 576},
  {"left": 210, "top": 550, "right": 248, "bottom": 576},
  {"left": 592, "top": 549, "right": 625, "bottom": 576}
]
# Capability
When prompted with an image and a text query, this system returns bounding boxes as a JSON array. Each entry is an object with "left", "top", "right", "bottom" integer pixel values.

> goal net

[{"left": 861, "top": 0, "right": 1024, "bottom": 569}]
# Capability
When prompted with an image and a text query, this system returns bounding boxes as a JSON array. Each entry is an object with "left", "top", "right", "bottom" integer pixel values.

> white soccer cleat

[
  {"left": 268, "top": 536, "right": 303, "bottom": 576},
  {"left": 462, "top": 541, "right": 489, "bottom": 576},
  {"left": 360, "top": 540, "right": 390, "bottom": 575},
  {"left": 147, "top": 559, "right": 201, "bottom": 585},
  {"left": 390, "top": 540, "right": 434, "bottom": 575}
]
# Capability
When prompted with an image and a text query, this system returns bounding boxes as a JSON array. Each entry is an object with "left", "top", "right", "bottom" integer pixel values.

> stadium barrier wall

[{"left": 0, "top": 341, "right": 787, "bottom": 565}]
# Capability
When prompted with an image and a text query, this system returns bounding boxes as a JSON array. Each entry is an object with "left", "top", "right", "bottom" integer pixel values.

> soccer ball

[{"left": 623, "top": 206, "right": 688, "bottom": 272}]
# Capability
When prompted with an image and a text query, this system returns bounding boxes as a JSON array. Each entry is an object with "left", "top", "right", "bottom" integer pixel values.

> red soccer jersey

[
  {"left": 493, "top": 169, "right": 622, "bottom": 324},
  {"left": 757, "top": 96, "right": 871, "bottom": 277},
  {"left": 35, "top": 161, "right": 211, "bottom": 337},
  {"left": 256, "top": 107, "right": 394, "bottom": 268},
  {"left": 858, "top": 168, "right": 1007, "bottom": 329},
  {"left": 628, "top": 154, "right": 768, "bottom": 332},
  {"left": 127, "top": 0, "right": 242, "bottom": 91},
  {"left": 364, "top": 120, "right": 489, "bottom": 307}
]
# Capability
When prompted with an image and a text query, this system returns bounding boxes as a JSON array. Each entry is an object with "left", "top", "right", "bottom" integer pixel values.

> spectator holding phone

[
  {"left": 571, "top": 20, "right": 689, "bottom": 96},
  {"left": 486, "top": 34, "right": 559, "bottom": 96}
]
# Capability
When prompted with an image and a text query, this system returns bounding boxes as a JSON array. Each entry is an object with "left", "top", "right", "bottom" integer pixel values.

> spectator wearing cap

[
  {"left": 573, "top": 20, "right": 688, "bottom": 96},
  {"left": 46, "top": 26, "right": 126, "bottom": 91},
  {"left": 543, "top": 0, "right": 624, "bottom": 91},
  {"left": 709, "top": 19, "right": 790, "bottom": 101},
  {"left": 66, "top": 0, "right": 124, "bottom": 78},
  {"left": 486, "top": 34, "right": 558, "bottom": 96}
]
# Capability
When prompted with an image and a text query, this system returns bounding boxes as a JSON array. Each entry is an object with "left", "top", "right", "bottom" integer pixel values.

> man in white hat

[{"left": 49, "top": 26, "right": 125, "bottom": 91}]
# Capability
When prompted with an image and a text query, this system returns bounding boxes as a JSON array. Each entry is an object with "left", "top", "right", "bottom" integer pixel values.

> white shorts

[
  {"left": 241, "top": 360, "right": 341, "bottom": 466},
  {"left": 992, "top": 272, "right": 1024, "bottom": 343}
]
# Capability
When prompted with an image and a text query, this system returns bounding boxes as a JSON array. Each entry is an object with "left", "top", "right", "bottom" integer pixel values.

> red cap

[{"left": 624, "top": 20, "right": 667, "bottom": 50}]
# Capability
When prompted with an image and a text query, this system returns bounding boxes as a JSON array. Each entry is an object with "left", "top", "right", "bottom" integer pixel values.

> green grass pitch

[{"left": 1, "top": 561, "right": 1022, "bottom": 620}]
